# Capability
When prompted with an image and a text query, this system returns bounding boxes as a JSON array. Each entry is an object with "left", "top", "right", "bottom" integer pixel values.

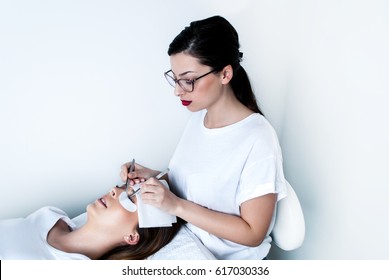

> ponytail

[{"left": 231, "top": 65, "right": 263, "bottom": 115}]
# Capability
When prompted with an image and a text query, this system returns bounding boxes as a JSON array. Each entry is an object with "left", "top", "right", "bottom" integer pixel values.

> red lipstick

[{"left": 181, "top": 100, "right": 192, "bottom": 106}]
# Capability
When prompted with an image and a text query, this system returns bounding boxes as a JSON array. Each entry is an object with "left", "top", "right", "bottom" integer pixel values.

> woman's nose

[
  {"left": 111, "top": 186, "right": 124, "bottom": 198},
  {"left": 174, "top": 85, "right": 185, "bottom": 96},
  {"left": 111, "top": 188, "right": 117, "bottom": 198}
]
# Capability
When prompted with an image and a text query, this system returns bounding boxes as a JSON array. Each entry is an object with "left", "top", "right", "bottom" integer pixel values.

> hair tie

[{"left": 239, "top": 52, "right": 243, "bottom": 59}]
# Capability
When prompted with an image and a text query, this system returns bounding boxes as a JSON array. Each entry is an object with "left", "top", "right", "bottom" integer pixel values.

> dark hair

[
  {"left": 168, "top": 15, "right": 263, "bottom": 115},
  {"left": 99, "top": 222, "right": 181, "bottom": 260}
]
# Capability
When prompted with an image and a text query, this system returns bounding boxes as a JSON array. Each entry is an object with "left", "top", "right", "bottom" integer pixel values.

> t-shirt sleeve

[{"left": 237, "top": 140, "right": 287, "bottom": 206}]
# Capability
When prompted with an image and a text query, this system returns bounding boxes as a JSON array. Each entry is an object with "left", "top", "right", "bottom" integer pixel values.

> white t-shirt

[
  {"left": 169, "top": 110, "right": 287, "bottom": 260},
  {"left": 0, "top": 206, "right": 89, "bottom": 260}
]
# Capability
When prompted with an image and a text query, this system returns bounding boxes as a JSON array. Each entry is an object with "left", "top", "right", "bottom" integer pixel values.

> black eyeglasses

[{"left": 164, "top": 69, "right": 217, "bottom": 93}]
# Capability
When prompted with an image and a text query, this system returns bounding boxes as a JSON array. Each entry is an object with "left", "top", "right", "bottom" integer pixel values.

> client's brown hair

[{"left": 99, "top": 221, "right": 181, "bottom": 260}]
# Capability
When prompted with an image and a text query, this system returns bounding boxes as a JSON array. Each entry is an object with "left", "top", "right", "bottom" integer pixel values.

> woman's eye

[{"left": 184, "top": 80, "right": 193, "bottom": 85}]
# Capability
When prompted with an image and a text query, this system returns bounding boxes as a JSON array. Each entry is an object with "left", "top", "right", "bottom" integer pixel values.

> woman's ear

[
  {"left": 221, "top": 65, "right": 233, "bottom": 84},
  {"left": 123, "top": 232, "right": 140, "bottom": 245}
]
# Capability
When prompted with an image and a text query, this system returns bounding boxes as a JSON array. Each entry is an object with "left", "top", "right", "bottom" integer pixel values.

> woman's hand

[
  {"left": 140, "top": 178, "right": 181, "bottom": 215},
  {"left": 120, "top": 162, "right": 159, "bottom": 186}
]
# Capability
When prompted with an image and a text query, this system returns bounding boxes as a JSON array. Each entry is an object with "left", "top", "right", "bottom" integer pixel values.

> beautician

[{"left": 121, "top": 15, "right": 287, "bottom": 260}]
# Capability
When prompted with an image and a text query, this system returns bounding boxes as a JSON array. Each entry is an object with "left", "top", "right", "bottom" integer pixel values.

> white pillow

[
  {"left": 148, "top": 225, "right": 216, "bottom": 260},
  {"left": 271, "top": 180, "right": 305, "bottom": 251}
]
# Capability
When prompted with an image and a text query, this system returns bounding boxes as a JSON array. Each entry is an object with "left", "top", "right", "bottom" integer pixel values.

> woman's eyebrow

[{"left": 173, "top": 70, "right": 196, "bottom": 77}]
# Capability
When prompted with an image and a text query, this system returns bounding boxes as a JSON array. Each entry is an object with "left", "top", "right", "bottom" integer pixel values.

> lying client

[{"left": 0, "top": 185, "right": 180, "bottom": 260}]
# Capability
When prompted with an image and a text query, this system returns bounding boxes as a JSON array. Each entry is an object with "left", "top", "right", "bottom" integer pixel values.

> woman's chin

[{"left": 85, "top": 204, "right": 94, "bottom": 217}]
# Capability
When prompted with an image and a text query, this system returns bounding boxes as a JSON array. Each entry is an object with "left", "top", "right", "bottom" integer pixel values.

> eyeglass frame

[{"left": 164, "top": 69, "right": 218, "bottom": 93}]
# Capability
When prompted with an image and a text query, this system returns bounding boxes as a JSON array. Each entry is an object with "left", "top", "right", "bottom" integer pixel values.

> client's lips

[
  {"left": 181, "top": 100, "right": 192, "bottom": 106},
  {"left": 99, "top": 198, "right": 107, "bottom": 208}
]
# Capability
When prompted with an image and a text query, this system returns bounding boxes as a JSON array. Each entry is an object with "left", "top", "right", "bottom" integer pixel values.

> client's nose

[
  {"left": 112, "top": 185, "right": 124, "bottom": 198},
  {"left": 112, "top": 185, "right": 134, "bottom": 198}
]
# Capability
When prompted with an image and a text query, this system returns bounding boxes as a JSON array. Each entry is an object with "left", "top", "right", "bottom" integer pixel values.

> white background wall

[{"left": 1, "top": 0, "right": 388, "bottom": 259}]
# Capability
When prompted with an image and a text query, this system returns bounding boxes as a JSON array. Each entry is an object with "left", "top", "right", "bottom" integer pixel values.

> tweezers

[{"left": 126, "top": 159, "right": 140, "bottom": 198}]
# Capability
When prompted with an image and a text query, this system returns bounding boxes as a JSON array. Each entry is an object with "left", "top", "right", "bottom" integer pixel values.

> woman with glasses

[
  {"left": 0, "top": 185, "right": 180, "bottom": 259},
  {"left": 122, "top": 15, "right": 287, "bottom": 260}
]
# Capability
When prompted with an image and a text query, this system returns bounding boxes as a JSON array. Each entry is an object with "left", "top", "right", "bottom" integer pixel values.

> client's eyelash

[{"left": 128, "top": 188, "right": 140, "bottom": 202}]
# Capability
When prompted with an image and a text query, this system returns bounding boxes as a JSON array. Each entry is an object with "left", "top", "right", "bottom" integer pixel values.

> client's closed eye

[{"left": 128, "top": 188, "right": 140, "bottom": 203}]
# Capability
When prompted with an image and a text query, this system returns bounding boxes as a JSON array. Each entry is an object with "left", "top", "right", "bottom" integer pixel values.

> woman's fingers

[
  {"left": 120, "top": 162, "right": 150, "bottom": 183},
  {"left": 120, "top": 163, "right": 130, "bottom": 182},
  {"left": 139, "top": 178, "right": 177, "bottom": 212},
  {"left": 140, "top": 178, "right": 162, "bottom": 194}
]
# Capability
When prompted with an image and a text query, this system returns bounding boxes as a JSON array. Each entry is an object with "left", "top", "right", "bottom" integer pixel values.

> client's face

[{"left": 86, "top": 185, "right": 139, "bottom": 239}]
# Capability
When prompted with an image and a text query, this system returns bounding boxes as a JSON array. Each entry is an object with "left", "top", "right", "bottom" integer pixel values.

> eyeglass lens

[{"left": 164, "top": 72, "right": 193, "bottom": 92}]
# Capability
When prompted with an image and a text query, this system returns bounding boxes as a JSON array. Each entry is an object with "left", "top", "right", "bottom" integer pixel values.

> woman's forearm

[{"left": 174, "top": 194, "right": 276, "bottom": 247}]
